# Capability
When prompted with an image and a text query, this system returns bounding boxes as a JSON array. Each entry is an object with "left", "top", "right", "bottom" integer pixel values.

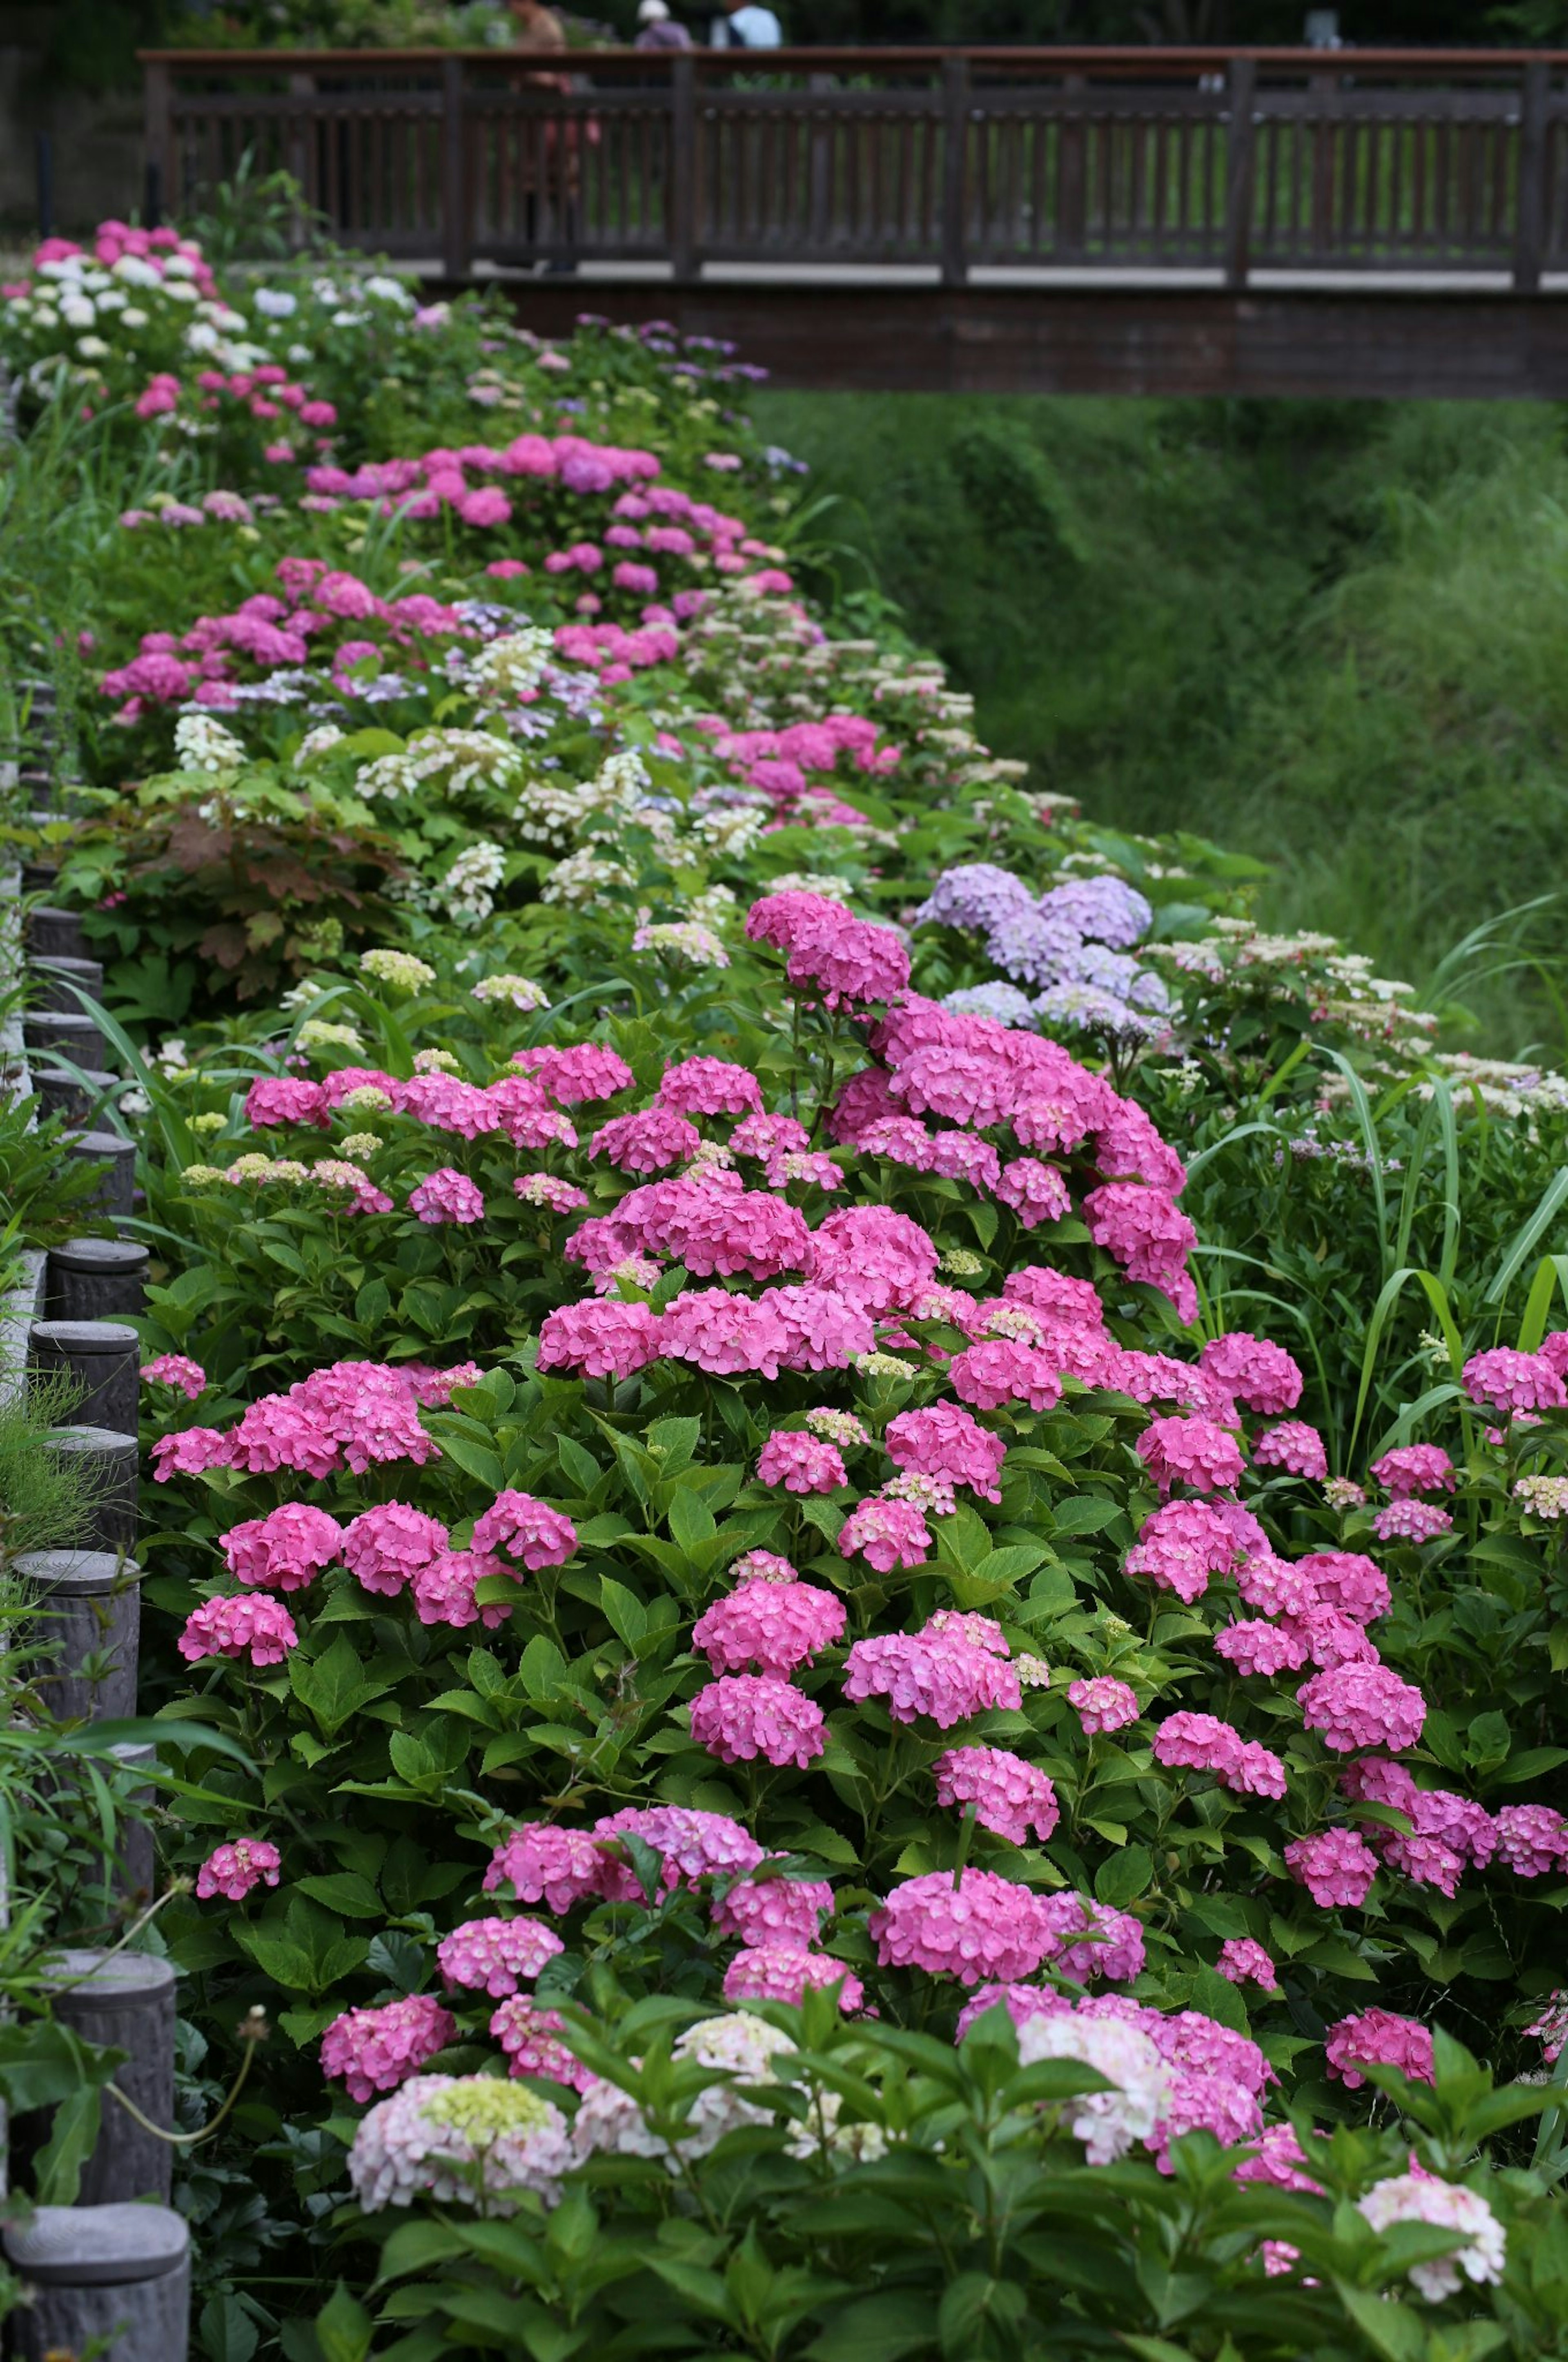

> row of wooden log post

[{"left": 5, "top": 687, "right": 191, "bottom": 2361}]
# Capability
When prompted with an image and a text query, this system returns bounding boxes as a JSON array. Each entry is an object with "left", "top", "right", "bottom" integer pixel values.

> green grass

[{"left": 757, "top": 389, "right": 1568, "bottom": 1052}]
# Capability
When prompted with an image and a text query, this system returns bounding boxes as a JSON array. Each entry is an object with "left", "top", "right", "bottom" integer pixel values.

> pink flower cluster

[
  {"left": 843, "top": 1626, "right": 1022, "bottom": 1727},
  {"left": 722, "top": 1947, "right": 863, "bottom": 2011},
  {"left": 1297, "top": 1662, "right": 1426, "bottom": 1753},
  {"left": 1152, "top": 1713, "right": 1287, "bottom": 1801},
  {"left": 1370, "top": 1443, "right": 1455, "bottom": 1498},
  {"left": 934, "top": 1745, "right": 1059, "bottom": 1844},
  {"left": 692, "top": 1577, "right": 845, "bottom": 1675},
  {"left": 1066, "top": 1675, "right": 1140, "bottom": 1735},
  {"left": 757, "top": 1430, "right": 847, "bottom": 1494},
  {"left": 222, "top": 1504, "right": 343, "bottom": 1592},
  {"left": 1124, "top": 1498, "right": 1243, "bottom": 1604},
  {"left": 1136, "top": 1416, "right": 1245, "bottom": 1496},
  {"left": 746, "top": 891, "right": 910, "bottom": 1010},
  {"left": 141, "top": 1352, "right": 207, "bottom": 1399},
  {"left": 1463, "top": 1347, "right": 1567, "bottom": 1418},
  {"left": 885, "top": 1404, "right": 1007, "bottom": 1502},
  {"left": 195, "top": 1838, "right": 281, "bottom": 1902},
  {"left": 1325, "top": 2007, "right": 1434, "bottom": 2090},
  {"left": 321, "top": 1994, "right": 457, "bottom": 2103},
  {"left": 689, "top": 1673, "right": 826, "bottom": 1768},
  {"left": 1199, "top": 1332, "right": 1303, "bottom": 1414},
  {"left": 178, "top": 1592, "right": 298, "bottom": 1667},
  {"left": 436, "top": 1916, "right": 565, "bottom": 1998},
  {"left": 151, "top": 1359, "right": 450, "bottom": 1483},
  {"left": 470, "top": 1491, "right": 578, "bottom": 1571},
  {"left": 869, "top": 1869, "right": 1053, "bottom": 1985}
]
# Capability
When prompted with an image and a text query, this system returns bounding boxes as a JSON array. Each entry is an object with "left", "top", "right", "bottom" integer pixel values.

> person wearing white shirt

[{"left": 711, "top": 0, "right": 783, "bottom": 45}]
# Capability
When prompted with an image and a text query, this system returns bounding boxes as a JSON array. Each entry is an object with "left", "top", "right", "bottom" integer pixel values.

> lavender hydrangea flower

[{"left": 1039, "top": 875, "right": 1153, "bottom": 950}]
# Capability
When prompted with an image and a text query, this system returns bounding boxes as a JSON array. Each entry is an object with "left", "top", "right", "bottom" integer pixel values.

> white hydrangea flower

[
  {"left": 472, "top": 973, "right": 548, "bottom": 1013},
  {"left": 349, "top": 2075, "right": 571, "bottom": 2213},
  {"left": 1014, "top": 2014, "right": 1172, "bottom": 2164},
  {"left": 174, "top": 712, "right": 247, "bottom": 774},
  {"left": 438, "top": 841, "right": 507, "bottom": 927},
  {"left": 1357, "top": 2174, "right": 1506, "bottom": 2302},
  {"left": 359, "top": 947, "right": 436, "bottom": 991},
  {"left": 468, "top": 627, "right": 554, "bottom": 703}
]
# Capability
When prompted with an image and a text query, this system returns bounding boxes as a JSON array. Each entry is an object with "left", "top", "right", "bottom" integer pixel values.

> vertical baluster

[
  {"left": 441, "top": 56, "right": 466, "bottom": 276},
  {"left": 1224, "top": 57, "right": 1256, "bottom": 288},
  {"left": 1516, "top": 60, "right": 1550, "bottom": 289},
  {"left": 940, "top": 52, "right": 969, "bottom": 284},
  {"left": 670, "top": 52, "right": 695, "bottom": 274}
]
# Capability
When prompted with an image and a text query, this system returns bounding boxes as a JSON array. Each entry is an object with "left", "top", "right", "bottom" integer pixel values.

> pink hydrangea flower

[
  {"left": 470, "top": 1491, "right": 577, "bottom": 1571},
  {"left": 436, "top": 1916, "right": 565, "bottom": 1998},
  {"left": 843, "top": 1631, "right": 1022, "bottom": 1726},
  {"left": 840, "top": 1502, "right": 935, "bottom": 1578},
  {"left": 1213, "top": 1619, "right": 1309, "bottom": 1677},
  {"left": 948, "top": 1339, "right": 1063, "bottom": 1414},
  {"left": 537, "top": 1299, "right": 660, "bottom": 1381},
  {"left": 757, "top": 1431, "right": 847, "bottom": 1495},
  {"left": 1325, "top": 2007, "right": 1434, "bottom": 2090},
  {"left": 1037, "top": 1891, "right": 1146, "bottom": 1984},
  {"left": 221, "top": 1504, "right": 343, "bottom": 1593},
  {"left": 885, "top": 1403, "right": 1007, "bottom": 1503},
  {"left": 745, "top": 890, "right": 911, "bottom": 1011},
  {"left": 178, "top": 1593, "right": 298, "bottom": 1666},
  {"left": 1285, "top": 1828, "right": 1379, "bottom": 1907},
  {"left": 1370, "top": 1443, "right": 1456, "bottom": 1499},
  {"left": 808, "top": 1204, "right": 939, "bottom": 1314},
  {"left": 514, "top": 1042, "right": 634, "bottom": 1104},
  {"left": 1252, "top": 1421, "right": 1328, "bottom": 1480},
  {"left": 722, "top": 1947, "right": 864, "bottom": 2010},
  {"left": 1372, "top": 1499, "right": 1454, "bottom": 1544},
  {"left": 341, "top": 1503, "right": 449, "bottom": 1596},
  {"left": 657, "top": 1057, "right": 763, "bottom": 1118},
  {"left": 730, "top": 1549, "right": 799, "bottom": 1585},
  {"left": 408, "top": 1167, "right": 486, "bottom": 1226},
  {"left": 693, "top": 1579, "right": 845, "bottom": 1675},
  {"left": 934, "top": 1746, "right": 1059, "bottom": 1845},
  {"left": 711, "top": 1872, "right": 834, "bottom": 1947},
  {"left": 590, "top": 1107, "right": 701, "bottom": 1175},
  {"left": 1136, "top": 1416, "right": 1244, "bottom": 1495},
  {"left": 142, "top": 1353, "right": 207, "bottom": 1400},
  {"left": 195, "top": 1838, "right": 281, "bottom": 1902},
  {"left": 869, "top": 1869, "right": 1053, "bottom": 1985},
  {"left": 410, "top": 1548, "right": 514, "bottom": 1630},
  {"left": 151, "top": 1426, "right": 235, "bottom": 1481},
  {"left": 321, "top": 1994, "right": 456, "bottom": 2103},
  {"left": 955, "top": 1983, "right": 1073, "bottom": 2039},
  {"left": 484, "top": 1823, "right": 606, "bottom": 1911},
  {"left": 593, "top": 1804, "right": 762, "bottom": 1899},
  {"left": 1216, "top": 1937, "right": 1277, "bottom": 1988},
  {"left": 689, "top": 1674, "right": 826, "bottom": 1769},
  {"left": 662, "top": 1289, "right": 791, "bottom": 1379},
  {"left": 489, "top": 1997, "right": 594, "bottom": 2092},
  {"left": 994, "top": 1157, "right": 1071, "bottom": 1229},
  {"left": 245, "top": 1075, "right": 329, "bottom": 1129},
  {"left": 1152, "top": 1712, "right": 1243, "bottom": 1777},
  {"left": 1463, "top": 1346, "right": 1566, "bottom": 1417},
  {"left": 1198, "top": 1333, "right": 1303, "bottom": 1415},
  {"left": 1067, "top": 1675, "right": 1140, "bottom": 1735},
  {"left": 1295, "top": 1550, "right": 1390, "bottom": 1625},
  {"left": 1298, "top": 1663, "right": 1426, "bottom": 1753},
  {"left": 1124, "top": 1498, "right": 1241, "bottom": 1604},
  {"left": 1493, "top": 1804, "right": 1568, "bottom": 1876}
]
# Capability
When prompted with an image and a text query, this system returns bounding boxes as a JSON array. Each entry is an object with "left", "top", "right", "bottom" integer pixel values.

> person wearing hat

[
  {"left": 711, "top": 0, "right": 782, "bottom": 45},
  {"left": 636, "top": 0, "right": 692, "bottom": 46}
]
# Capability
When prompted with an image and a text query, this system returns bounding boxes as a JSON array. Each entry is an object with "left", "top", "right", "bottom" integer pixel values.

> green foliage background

[{"left": 756, "top": 390, "right": 1568, "bottom": 1048}]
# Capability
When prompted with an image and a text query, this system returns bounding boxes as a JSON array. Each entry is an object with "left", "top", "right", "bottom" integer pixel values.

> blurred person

[
  {"left": 711, "top": 0, "right": 782, "bottom": 45},
  {"left": 637, "top": 0, "right": 693, "bottom": 46},
  {"left": 509, "top": 0, "right": 567, "bottom": 47}
]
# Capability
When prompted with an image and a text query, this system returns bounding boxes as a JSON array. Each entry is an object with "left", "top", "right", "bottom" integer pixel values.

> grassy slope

[{"left": 755, "top": 390, "right": 1568, "bottom": 1051}]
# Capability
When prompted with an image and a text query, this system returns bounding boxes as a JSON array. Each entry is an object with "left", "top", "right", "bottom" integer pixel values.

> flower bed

[{"left": 8, "top": 228, "right": 1568, "bottom": 2361}]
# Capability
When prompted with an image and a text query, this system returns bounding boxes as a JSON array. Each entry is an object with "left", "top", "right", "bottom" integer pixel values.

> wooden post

[
  {"left": 29, "top": 1321, "right": 140, "bottom": 1436},
  {"left": 143, "top": 60, "right": 174, "bottom": 221},
  {"left": 1224, "top": 55, "right": 1257, "bottom": 290},
  {"left": 941, "top": 52, "right": 969, "bottom": 285},
  {"left": 46, "top": 1238, "right": 149, "bottom": 1324},
  {"left": 1059, "top": 69, "right": 1087, "bottom": 263},
  {"left": 31, "top": 1952, "right": 176, "bottom": 2204},
  {"left": 16, "top": 1550, "right": 142, "bottom": 1726},
  {"left": 441, "top": 56, "right": 469, "bottom": 279},
  {"left": 808, "top": 70, "right": 832, "bottom": 255},
  {"left": 670, "top": 51, "right": 697, "bottom": 281},
  {"left": 1515, "top": 58, "right": 1550, "bottom": 292},
  {"left": 4, "top": 2206, "right": 190, "bottom": 2362}
]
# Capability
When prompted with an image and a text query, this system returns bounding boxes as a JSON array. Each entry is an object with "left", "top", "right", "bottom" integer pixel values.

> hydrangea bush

[{"left": 13, "top": 222, "right": 1568, "bottom": 2360}]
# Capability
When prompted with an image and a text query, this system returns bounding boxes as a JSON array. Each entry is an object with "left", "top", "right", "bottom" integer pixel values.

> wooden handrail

[
  {"left": 135, "top": 45, "right": 1568, "bottom": 71},
  {"left": 140, "top": 45, "right": 1568, "bottom": 294}
]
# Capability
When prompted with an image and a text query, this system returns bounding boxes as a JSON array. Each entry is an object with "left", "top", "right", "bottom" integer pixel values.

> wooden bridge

[{"left": 141, "top": 46, "right": 1568, "bottom": 398}]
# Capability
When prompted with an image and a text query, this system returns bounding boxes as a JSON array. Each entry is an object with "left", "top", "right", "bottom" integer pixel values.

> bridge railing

[{"left": 138, "top": 46, "right": 1568, "bottom": 290}]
